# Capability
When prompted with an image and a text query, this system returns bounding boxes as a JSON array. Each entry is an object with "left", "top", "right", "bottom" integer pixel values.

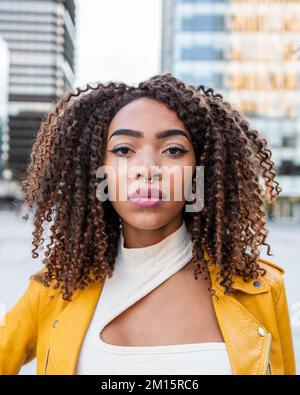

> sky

[{"left": 75, "top": 0, "right": 162, "bottom": 88}]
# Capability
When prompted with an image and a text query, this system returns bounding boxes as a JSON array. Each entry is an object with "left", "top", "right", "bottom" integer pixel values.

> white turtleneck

[{"left": 76, "top": 220, "right": 232, "bottom": 375}]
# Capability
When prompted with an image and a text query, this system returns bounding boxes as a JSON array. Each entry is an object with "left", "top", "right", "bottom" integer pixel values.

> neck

[
  {"left": 117, "top": 218, "right": 192, "bottom": 269},
  {"left": 120, "top": 214, "right": 183, "bottom": 249}
]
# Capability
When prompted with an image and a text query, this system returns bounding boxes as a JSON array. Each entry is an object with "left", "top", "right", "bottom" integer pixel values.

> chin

[{"left": 124, "top": 214, "right": 170, "bottom": 231}]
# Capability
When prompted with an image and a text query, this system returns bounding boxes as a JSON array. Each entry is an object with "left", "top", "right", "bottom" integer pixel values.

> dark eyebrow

[{"left": 108, "top": 128, "right": 191, "bottom": 142}]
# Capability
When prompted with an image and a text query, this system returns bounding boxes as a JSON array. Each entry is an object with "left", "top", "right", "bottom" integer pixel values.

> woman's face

[{"left": 102, "top": 97, "right": 196, "bottom": 230}]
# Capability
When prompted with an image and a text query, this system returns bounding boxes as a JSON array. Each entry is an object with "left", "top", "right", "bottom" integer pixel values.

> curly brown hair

[{"left": 22, "top": 72, "right": 282, "bottom": 301}]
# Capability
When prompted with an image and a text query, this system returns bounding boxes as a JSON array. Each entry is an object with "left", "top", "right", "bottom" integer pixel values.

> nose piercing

[
  {"left": 142, "top": 175, "right": 153, "bottom": 183},
  {"left": 141, "top": 173, "right": 159, "bottom": 183}
]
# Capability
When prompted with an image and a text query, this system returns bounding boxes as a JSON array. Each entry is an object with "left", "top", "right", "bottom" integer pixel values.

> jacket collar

[
  {"left": 206, "top": 260, "right": 270, "bottom": 295},
  {"left": 48, "top": 258, "right": 271, "bottom": 375}
]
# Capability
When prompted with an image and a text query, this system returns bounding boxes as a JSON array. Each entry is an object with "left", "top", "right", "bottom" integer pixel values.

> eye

[
  {"left": 163, "top": 146, "right": 189, "bottom": 157},
  {"left": 109, "top": 146, "right": 133, "bottom": 156},
  {"left": 109, "top": 145, "right": 189, "bottom": 157}
]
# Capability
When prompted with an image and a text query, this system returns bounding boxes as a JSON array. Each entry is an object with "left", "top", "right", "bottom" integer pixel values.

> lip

[
  {"left": 129, "top": 198, "right": 162, "bottom": 208},
  {"left": 128, "top": 187, "right": 164, "bottom": 208},
  {"left": 129, "top": 187, "right": 163, "bottom": 199}
]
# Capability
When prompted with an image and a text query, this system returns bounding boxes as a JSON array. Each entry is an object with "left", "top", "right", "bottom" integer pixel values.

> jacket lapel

[
  {"left": 207, "top": 262, "right": 272, "bottom": 375},
  {"left": 48, "top": 280, "right": 105, "bottom": 374}
]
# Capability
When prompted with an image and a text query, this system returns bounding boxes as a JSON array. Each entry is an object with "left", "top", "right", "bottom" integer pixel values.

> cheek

[
  {"left": 103, "top": 154, "right": 127, "bottom": 194},
  {"left": 161, "top": 156, "right": 196, "bottom": 200},
  {"left": 164, "top": 167, "right": 194, "bottom": 202}
]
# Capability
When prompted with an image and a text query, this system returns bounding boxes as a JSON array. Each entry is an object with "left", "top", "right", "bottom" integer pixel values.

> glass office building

[
  {"left": 161, "top": 0, "right": 300, "bottom": 222},
  {"left": 0, "top": 35, "right": 9, "bottom": 180},
  {"left": 0, "top": 0, "right": 76, "bottom": 179}
]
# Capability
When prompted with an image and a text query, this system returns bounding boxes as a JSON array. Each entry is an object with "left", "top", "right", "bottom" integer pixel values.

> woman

[{"left": 0, "top": 73, "right": 296, "bottom": 375}]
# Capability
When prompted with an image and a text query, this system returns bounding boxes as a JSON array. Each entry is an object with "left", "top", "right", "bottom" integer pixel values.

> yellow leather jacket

[{"left": 0, "top": 257, "right": 296, "bottom": 375}]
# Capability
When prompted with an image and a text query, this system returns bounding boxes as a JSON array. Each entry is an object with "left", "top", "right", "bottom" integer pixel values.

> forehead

[{"left": 107, "top": 97, "right": 189, "bottom": 135}]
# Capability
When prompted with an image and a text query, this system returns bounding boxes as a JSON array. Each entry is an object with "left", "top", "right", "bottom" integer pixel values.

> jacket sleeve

[
  {"left": 275, "top": 276, "right": 297, "bottom": 375},
  {"left": 0, "top": 277, "right": 41, "bottom": 374}
]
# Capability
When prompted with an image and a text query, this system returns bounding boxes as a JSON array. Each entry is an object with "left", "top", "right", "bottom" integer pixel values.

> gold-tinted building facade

[{"left": 161, "top": 0, "right": 300, "bottom": 221}]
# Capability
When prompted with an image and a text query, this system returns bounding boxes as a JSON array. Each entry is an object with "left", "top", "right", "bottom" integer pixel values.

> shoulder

[
  {"left": 29, "top": 267, "right": 68, "bottom": 307},
  {"left": 29, "top": 267, "right": 60, "bottom": 293},
  {"left": 28, "top": 267, "right": 80, "bottom": 322},
  {"left": 29, "top": 266, "right": 100, "bottom": 307},
  {"left": 256, "top": 257, "right": 286, "bottom": 300},
  {"left": 257, "top": 257, "right": 285, "bottom": 275},
  {"left": 257, "top": 257, "right": 285, "bottom": 279},
  {"left": 29, "top": 267, "right": 105, "bottom": 322}
]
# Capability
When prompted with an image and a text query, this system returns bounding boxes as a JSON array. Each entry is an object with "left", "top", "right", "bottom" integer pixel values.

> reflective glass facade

[
  {"left": 161, "top": 0, "right": 300, "bottom": 221},
  {"left": 0, "top": 36, "right": 9, "bottom": 179},
  {"left": 0, "top": 0, "right": 76, "bottom": 179}
]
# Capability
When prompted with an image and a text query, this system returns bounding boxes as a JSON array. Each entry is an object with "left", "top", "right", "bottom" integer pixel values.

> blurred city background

[{"left": 0, "top": 0, "right": 299, "bottom": 374}]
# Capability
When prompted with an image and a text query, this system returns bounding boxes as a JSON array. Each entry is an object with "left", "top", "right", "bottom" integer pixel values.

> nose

[
  {"left": 133, "top": 151, "right": 163, "bottom": 183},
  {"left": 137, "top": 171, "right": 161, "bottom": 183},
  {"left": 136, "top": 165, "right": 163, "bottom": 183}
]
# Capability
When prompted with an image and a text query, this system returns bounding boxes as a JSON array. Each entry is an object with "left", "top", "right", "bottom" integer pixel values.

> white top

[{"left": 76, "top": 221, "right": 232, "bottom": 375}]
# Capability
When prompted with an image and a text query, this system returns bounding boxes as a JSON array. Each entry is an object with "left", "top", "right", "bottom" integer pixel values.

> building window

[
  {"left": 181, "top": 46, "right": 224, "bottom": 60},
  {"left": 181, "top": 15, "right": 225, "bottom": 32},
  {"left": 282, "top": 135, "right": 297, "bottom": 148},
  {"left": 280, "top": 160, "right": 300, "bottom": 175},
  {"left": 180, "top": 72, "right": 223, "bottom": 88},
  {"left": 176, "top": 0, "right": 225, "bottom": 3}
]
